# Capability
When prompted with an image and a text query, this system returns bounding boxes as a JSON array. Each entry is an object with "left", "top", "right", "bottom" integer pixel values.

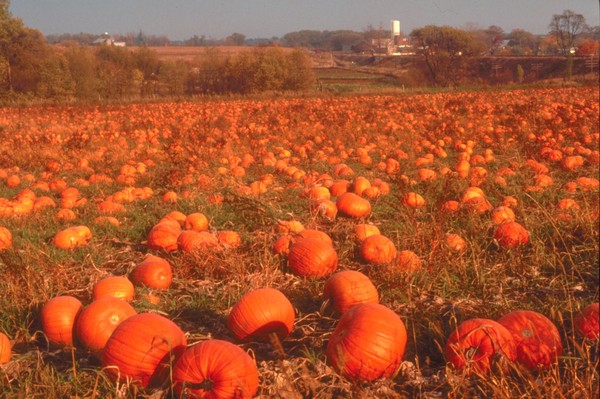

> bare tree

[{"left": 549, "top": 9, "right": 587, "bottom": 55}]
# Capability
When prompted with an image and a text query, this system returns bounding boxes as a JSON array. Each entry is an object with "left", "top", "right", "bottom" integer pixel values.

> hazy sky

[{"left": 9, "top": 0, "right": 600, "bottom": 40}]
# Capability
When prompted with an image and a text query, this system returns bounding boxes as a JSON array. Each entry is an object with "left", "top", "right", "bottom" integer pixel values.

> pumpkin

[
  {"left": 352, "top": 176, "right": 371, "bottom": 196},
  {"left": 276, "top": 220, "right": 304, "bottom": 234},
  {"left": 336, "top": 192, "right": 371, "bottom": 218},
  {"left": 359, "top": 234, "right": 397, "bottom": 265},
  {"left": 394, "top": 250, "right": 422, "bottom": 272},
  {"left": 574, "top": 302, "right": 599, "bottom": 340},
  {"left": 494, "top": 221, "right": 530, "bottom": 248},
  {"left": 354, "top": 223, "right": 381, "bottom": 242},
  {"left": 92, "top": 275, "right": 135, "bottom": 302},
  {"left": 273, "top": 234, "right": 293, "bottom": 256},
  {"left": 445, "top": 318, "right": 517, "bottom": 374},
  {"left": 130, "top": 255, "right": 173, "bottom": 289},
  {"left": 445, "top": 233, "right": 467, "bottom": 252},
  {"left": 164, "top": 211, "right": 186, "bottom": 226},
  {"left": 310, "top": 198, "right": 337, "bottom": 219},
  {"left": 402, "top": 192, "right": 426, "bottom": 209},
  {"left": 326, "top": 303, "right": 407, "bottom": 382},
  {"left": 172, "top": 339, "right": 259, "bottom": 399},
  {"left": 74, "top": 297, "right": 137, "bottom": 353},
  {"left": 227, "top": 288, "right": 295, "bottom": 342},
  {"left": 490, "top": 206, "right": 516, "bottom": 225},
  {"left": 295, "top": 229, "right": 333, "bottom": 246},
  {"left": 41, "top": 295, "right": 83, "bottom": 347},
  {"left": 102, "top": 313, "right": 187, "bottom": 388},
  {"left": 217, "top": 230, "right": 242, "bottom": 248},
  {"left": 329, "top": 179, "right": 350, "bottom": 197},
  {"left": 0, "top": 332, "right": 11, "bottom": 364},
  {"left": 288, "top": 237, "right": 338, "bottom": 278},
  {"left": 178, "top": 230, "right": 220, "bottom": 253},
  {"left": 147, "top": 220, "right": 182, "bottom": 252},
  {"left": 184, "top": 212, "right": 209, "bottom": 232},
  {"left": 323, "top": 270, "right": 379, "bottom": 314},
  {"left": 0, "top": 226, "right": 12, "bottom": 250},
  {"left": 52, "top": 225, "right": 92, "bottom": 249},
  {"left": 497, "top": 310, "right": 562, "bottom": 370}
]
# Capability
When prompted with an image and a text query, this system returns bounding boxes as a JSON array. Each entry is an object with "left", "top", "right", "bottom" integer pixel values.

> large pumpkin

[
  {"left": 497, "top": 310, "right": 562, "bottom": 370},
  {"left": 130, "top": 255, "right": 173, "bottom": 289},
  {"left": 172, "top": 339, "right": 259, "bottom": 399},
  {"left": 575, "top": 302, "right": 599, "bottom": 340},
  {"left": 326, "top": 303, "right": 407, "bottom": 382},
  {"left": 323, "top": 270, "right": 379, "bottom": 314},
  {"left": 336, "top": 192, "right": 371, "bottom": 218},
  {"left": 227, "top": 288, "right": 295, "bottom": 342},
  {"left": 52, "top": 225, "right": 92, "bottom": 249},
  {"left": 287, "top": 237, "right": 338, "bottom": 279},
  {"left": 445, "top": 318, "right": 517, "bottom": 374},
  {"left": 92, "top": 275, "right": 135, "bottom": 302},
  {"left": 147, "top": 220, "right": 182, "bottom": 252},
  {"left": 102, "top": 313, "right": 187, "bottom": 388},
  {"left": 494, "top": 221, "right": 530, "bottom": 248},
  {"left": 359, "top": 234, "right": 397, "bottom": 265},
  {"left": 0, "top": 332, "right": 10, "bottom": 364},
  {"left": 41, "top": 295, "right": 83, "bottom": 347},
  {"left": 74, "top": 297, "right": 137, "bottom": 353}
]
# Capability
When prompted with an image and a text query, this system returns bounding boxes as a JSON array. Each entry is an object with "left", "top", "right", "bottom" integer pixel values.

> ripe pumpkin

[
  {"left": 574, "top": 302, "right": 599, "bottom": 340},
  {"left": 217, "top": 230, "right": 242, "bottom": 248},
  {"left": 445, "top": 233, "right": 467, "bottom": 253},
  {"left": 288, "top": 237, "right": 338, "bottom": 278},
  {"left": 147, "top": 220, "right": 182, "bottom": 252},
  {"left": 295, "top": 229, "right": 333, "bottom": 246},
  {"left": 359, "top": 234, "right": 397, "bottom": 265},
  {"left": 41, "top": 295, "right": 83, "bottom": 347},
  {"left": 102, "top": 313, "right": 187, "bottom": 388},
  {"left": 445, "top": 318, "right": 517, "bottom": 374},
  {"left": 494, "top": 221, "right": 530, "bottom": 248},
  {"left": 326, "top": 303, "right": 407, "bottom": 382},
  {"left": 336, "top": 192, "right": 371, "bottom": 218},
  {"left": 74, "top": 297, "right": 137, "bottom": 353},
  {"left": 92, "top": 275, "right": 135, "bottom": 302},
  {"left": 0, "top": 226, "right": 12, "bottom": 250},
  {"left": 130, "top": 255, "right": 173, "bottom": 289},
  {"left": 354, "top": 223, "right": 381, "bottom": 242},
  {"left": 490, "top": 206, "right": 516, "bottom": 225},
  {"left": 323, "top": 270, "right": 379, "bottom": 314},
  {"left": 310, "top": 198, "right": 337, "bottom": 220},
  {"left": 52, "top": 225, "right": 92, "bottom": 249},
  {"left": 497, "top": 310, "right": 562, "bottom": 370},
  {"left": 184, "top": 212, "right": 209, "bottom": 232},
  {"left": 227, "top": 288, "right": 295, "bottom": 342},
  {"left": 172, "top": 339, "right": 259, "bottom": 399},
  {"left": 0, "top": 332, "right": 10, "bottom": 364},
  {"left": 178, "top": 230, "right": 219, "bottom": 253},
  {"left": 402, "top": 192, "right": 426, "bottom": 209},
  {"left": 394, "top": 250, "right": 422, "bottom": 272}
]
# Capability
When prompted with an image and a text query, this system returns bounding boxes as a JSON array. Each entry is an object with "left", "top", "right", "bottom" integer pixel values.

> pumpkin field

[{"left": 0, "top": 86, "right": 598, "bottom": 398}]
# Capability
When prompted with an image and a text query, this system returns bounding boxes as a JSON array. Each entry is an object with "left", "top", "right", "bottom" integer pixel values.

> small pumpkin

[
  {"left": 75, "top": 297, "right": 137, "bottom": 353},
  {"left": 172, "top": 339, "right": 259, "bottom": 399},
  {"left": 336, "top": 192, "right": 371, "bottom": 218},
  {"left": 102, "top": 313, "right": 187, "bottom": 388},
  {"left": 323, "top": 270, "right": 379, "bottom": 314},
  {"left": 497, "top": 310, "right": 562, "bottom": 370},
  {"left": 52, "top": 225, "right": 92, "bottom": 249},
  {"left": 0, "top": 332, "right": 11, "bottom": 364},
  {"left": 92, "top": 275, "right": 135, "bottom": 302},
  {"left": 494, "top": 221, "right": 530, "bottom": 248},
  {"left": 574, "top": 302, "right": 599, "bottom": 340},
  {"left": 227, "top": 288, "right": 295, "bottom": 342},
  {"left": 359, "top": 234, "right": 397, "bottom": 265},
  {"left": 393, "top": 250, "right": 422, "bottom": 272},
  {"left": 287, "top": 237, "right": 338, "bottom": 278},
  {"left": 326, "top": 303, "right": 407, "bottom": 382},
  {"left": 130, "top": 255, "right": 173, "bottom": 289},
  {"left": 41, "top": 295, "right": 83, "bottom": 347},
  {"left": 184, "top": 212, "right": 209, "bottom": 232},
  {"left": 445, "top": 318, "right": 517, "bottom": 374},
  {"left": 0, "top": 226, "right": 12, "bottom": 251},
  {"left": 402, "top": 192, "right": 426, "bottom": 209},
  {"left": 217, "top": 230, "right": 242, "bottom": 248}
]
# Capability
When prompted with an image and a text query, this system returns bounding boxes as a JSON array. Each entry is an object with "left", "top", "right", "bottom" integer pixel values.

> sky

[{"left": 9, "top": 0, "right": 600, "bottom": 41}]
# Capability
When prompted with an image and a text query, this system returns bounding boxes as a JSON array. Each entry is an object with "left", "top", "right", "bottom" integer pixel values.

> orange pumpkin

[
  {"left": 0, "top": 332, "right": 10, "bottom": 364},
  {"left": 75, "top": 297, "right": 137, "bottom": 353},
  {"left": 92, "top": 276, "right": 135, "bottom": 302},
  {"left": 178, "top": 230, "right": 220, "bottom": 253},
  {"left": 445, "top": 318, "right": 517, "bottom": 374},
  {"left": 217, "top": 230, "right": 242, "bottom": 248},
  {"left": 359, "top": 234, "right": 397, "bottom": 265},
  {"left": 184, "top": 212, "right": 209, "bottom": 231},
  {"left": 130, "top": 255, "right": 173, "bottom": 289},
  {"left": 41, "top": 295, "right": 83, "bottom": 347},
  {"left": 402, "top": 192, "right": 426, "bottom": 209},
  {"left": 497, "top": 310, "right": 562, "bottom": 370},
  {"left": 52, "top": 225, "right": 92, "bottom": 249},
  {"left": 490, "top": 206, "right": 516, "bottom": 225},
  {"left": 147, "top": 220, "right": 182, "bottom": 252},
  {"left": 494, "top": 221, "right": 530, "bottom": 248},
  {"left": 574, "top": 303, "right": 599, "bottom": 340},
  {"left": 102, "top": 313, "right": 187, "bottom": 388},
  {"left": 394, "top": 250, "right": 422, "bottom": 272},
  {"left": 323, "top": 270, "right": 379, "bottom": 314},
  {"left": 227, "top": 288, "right": 295, "bottom": 342},
  {"left": 354, "top": 223, "right": 381, "bottom": 242},
  {"left": 0, "top": 226, "right": 12, "bottom": 251},
  {"left": 327, "top": 303, "right": 407, "bottom": 382},
  {"left": 336, "top": 192, "right": 371, "bottom": 218},
  {"left": 288, "top": 237, "right": 338, "bottom": 278}
]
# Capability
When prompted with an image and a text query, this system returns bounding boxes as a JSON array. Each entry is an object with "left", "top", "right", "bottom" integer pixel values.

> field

[{"left": 0, "top": 86, "right": 598, "bottom": 398}]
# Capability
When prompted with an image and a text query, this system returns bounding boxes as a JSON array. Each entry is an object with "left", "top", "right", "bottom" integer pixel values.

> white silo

[{"left": 391, "top": 20, "right": 400, "bottom": 39}]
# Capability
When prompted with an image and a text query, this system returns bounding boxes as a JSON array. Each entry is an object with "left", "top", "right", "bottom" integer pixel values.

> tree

[
  {"left": 410, "top": 25, "right": 483, "bottom": 86},
  {"left": 549, "top": 10, "right": 588, "bottom": 55},
  {"left": 37, "top": 52, "right": 75, "bottom": 99},
  {"left": 226, "top": 32, "right": 246, "bottom": 46},
  {"left": 507, "top": 29, "right": 539, "bottom": 55}
]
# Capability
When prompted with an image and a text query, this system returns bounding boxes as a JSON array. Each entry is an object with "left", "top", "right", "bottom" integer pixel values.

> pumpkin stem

[
  {"left": 182, "top": 378, "right": 213, "bottom": 393},
  {"left": 268, "top": 331, "right": 286, "bottom": 359}
]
